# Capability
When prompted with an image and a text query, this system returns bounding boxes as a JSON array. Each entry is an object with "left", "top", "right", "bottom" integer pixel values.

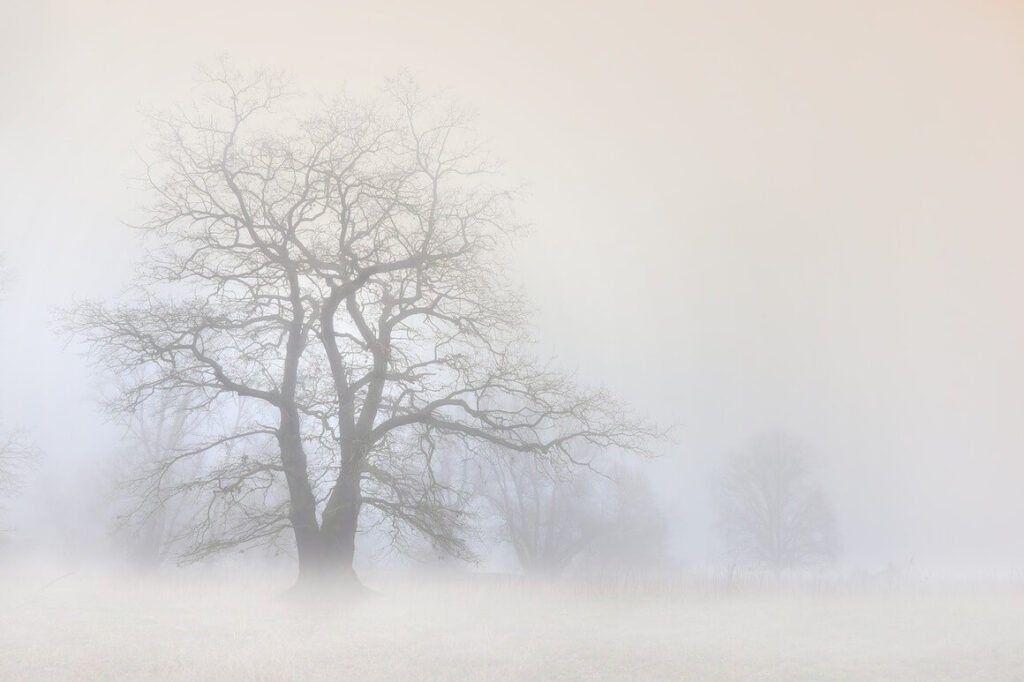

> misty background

[{"left": 2, "top": 0, "right": 1023, "bottom": 574}]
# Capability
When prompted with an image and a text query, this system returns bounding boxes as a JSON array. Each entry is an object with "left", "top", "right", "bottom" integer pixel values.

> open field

[{"left": 2, "top": 568, "right": 1024, "bottom": 681}]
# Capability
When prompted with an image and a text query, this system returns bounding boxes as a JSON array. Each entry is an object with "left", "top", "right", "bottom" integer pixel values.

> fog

[{"left": 2, "top": 0, "right": 1024, "bottom": 679}]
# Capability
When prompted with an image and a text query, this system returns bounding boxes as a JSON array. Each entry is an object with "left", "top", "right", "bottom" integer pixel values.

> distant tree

[
  {"left": 473, "top": 448, "right": 666, "bottom": 577},
  {"left": 393, "top": 448, "right": 477, "bottom": 573},
  {"left": 713, "top": 434, "right": 838, "bottom": 573},
  {"left": 575, "top": 466, "right": 668, "bottom": 575},
  {"left": 0, "top": 430, "right": 32, "bottom": 518},
  {"left": 472, "top": 448, "right": 599, "bottom": 576},
  {"left": 0, "top": 259, "right": 34, "bottom": 530},
  {"left": 108, "top": 388, "right": 208, "bottom": 568}
]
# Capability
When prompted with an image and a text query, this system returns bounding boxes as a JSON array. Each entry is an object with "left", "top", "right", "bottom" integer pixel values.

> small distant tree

[
  {"left": 576, "top": 466, "right": 668, "bottom": 575},
  {"left": 0, "top": 430, "right": 32, "bottom": 515},
  {"left": 391, "top": 448, "right": 477, "bottom": 573},
  {"left": 0, "top": 260, "right": 35, "bottom": 532},
  {"left": 473, "top": 448, "right": 666, "bottom": 577},
  {"left": 472, "top": 448, "right": 598, "bottom": 576},
  {"left": 713, "top": 434, "right": 838, "bottom": 573},
  {"left": 108, "top": 389, "right": 207, "bottom": 568}
]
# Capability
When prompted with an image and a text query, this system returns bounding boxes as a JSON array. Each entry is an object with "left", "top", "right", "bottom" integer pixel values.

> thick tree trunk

[
  {"left": 278, "top": 270, "right": 337, "bottom": 587},
  {"left": 285, "top": 450, "right": 364, "bottom": 594},
  {"left": 277, "top": 407, "right": 324, "bottom": 582},
  {"left": 310, "top": 288, "right": 365, "bottom": 587},
  {"left": 317, "top": 459, "right": 363, "bottom": 583}
]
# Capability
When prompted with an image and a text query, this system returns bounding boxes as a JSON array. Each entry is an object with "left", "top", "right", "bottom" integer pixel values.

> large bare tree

[
  {"left": 73, "top": 66, "right": 656, "bottom": 588},
  {"left": 713, "top": 433, "right": 839, "bottom": 573}
]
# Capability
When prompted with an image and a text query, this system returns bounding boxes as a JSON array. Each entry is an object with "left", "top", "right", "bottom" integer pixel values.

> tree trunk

[
  {"left": 317, "top": 458, "right": 363, "bottom": 585},
  {"left": 277, "top": 407, "right": 324, "bottom": 583}
]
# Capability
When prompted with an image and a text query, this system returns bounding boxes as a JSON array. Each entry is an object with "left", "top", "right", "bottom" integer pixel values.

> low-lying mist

[{"left": 5, "top": 0, "right": 1024, "bottom": 679}]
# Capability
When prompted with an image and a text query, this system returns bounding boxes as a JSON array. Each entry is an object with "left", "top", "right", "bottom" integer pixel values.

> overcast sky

[{"left": 2, "top": 0, "right": 1023, "bottom": 570}]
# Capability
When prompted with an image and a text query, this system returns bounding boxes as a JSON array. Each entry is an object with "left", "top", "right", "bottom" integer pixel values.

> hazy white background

[{"left": 2, "top": 0, "right": 1023, "bottom": 572}]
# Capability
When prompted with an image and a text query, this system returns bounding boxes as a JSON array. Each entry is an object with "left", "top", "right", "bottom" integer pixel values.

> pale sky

[{"left": 2, "top": 0, "right": 1023, "bottom": 569}]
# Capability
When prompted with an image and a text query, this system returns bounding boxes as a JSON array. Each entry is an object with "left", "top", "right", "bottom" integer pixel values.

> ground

[{"left": 2, "top": 567, "right": 1023, "bottom": 681}]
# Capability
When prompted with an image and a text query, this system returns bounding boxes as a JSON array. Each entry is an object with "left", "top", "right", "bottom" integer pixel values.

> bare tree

[
  {"left": 72, "top": 65, "right": 656, "bottom": 588},
  {"left": 382, "top": 446, "right": 477, "bottom": 573},
  {"left": 472, "top": 447, "right": 601, "bottom": 576},
  {"left": 575, "top": 466, "right": 669, "bottom": 576},
  {"left": 474, "top": 450, "right": 667, "bottom": 577},
  {"left": 713, "top": 433, "right": 839, "bottom": 574},
  {"left": 0, "top": 259, "right": 35, "bottom": 533},
  {"left": 107, "top": 388, "right": 209, "bottom": 568},
  {"left": 0, "top": 431, "right": 32, "bottom": 516}
]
